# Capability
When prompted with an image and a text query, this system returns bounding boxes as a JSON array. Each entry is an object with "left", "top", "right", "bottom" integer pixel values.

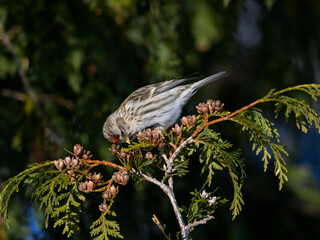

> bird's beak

[{"left": 125, "top": 136, "right": 131, "bottom": 145}]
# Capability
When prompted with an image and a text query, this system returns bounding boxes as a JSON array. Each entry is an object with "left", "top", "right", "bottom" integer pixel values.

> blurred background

[{"left": 1, "top": 0, "right": 320, "bottom": 239}]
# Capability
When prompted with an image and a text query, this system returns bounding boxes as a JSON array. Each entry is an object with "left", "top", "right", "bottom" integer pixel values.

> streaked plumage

[{"left": 103, "top": 71, "right": 228, "bottom": 143}]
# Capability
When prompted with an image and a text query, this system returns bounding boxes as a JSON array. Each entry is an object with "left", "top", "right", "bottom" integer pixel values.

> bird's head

[{"left": 103, "top": 113, "right": 131, "bottom": 144}]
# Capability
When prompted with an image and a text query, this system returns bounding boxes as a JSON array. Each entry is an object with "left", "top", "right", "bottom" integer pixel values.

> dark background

[{"left": 1, "top": 0, "right": 320, "bottom": 239}]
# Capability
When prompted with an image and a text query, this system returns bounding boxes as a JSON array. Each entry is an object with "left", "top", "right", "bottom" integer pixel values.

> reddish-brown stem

[
  {"left": 64, "top": 148, "right": 75, "bottom": 155},
  {"left": 191, "top": 114, "right": 208, "bottom": 138},
  {"left": 191, "top": 99, "right": 261, "bottom": 139},
  {"left": 87, "top": 163, "right": 100, "bottom": 171},
  {"left": 93, "top": 178, "right": 114, "bottom": 192},
  {"left": 169, "top": 142, "right": 178, "bottom": 150},
  {"left": 193, "top": 139, "right": 205, "bottom": 144},
  {"left": 207, "top": 99, "right": 261, "bottom": 126},
  {"left": 107, "top": 178, "right": 114, "bottom": 189},
  {"left": 84, "top": 159, "right": 126, "bottom": 171}
]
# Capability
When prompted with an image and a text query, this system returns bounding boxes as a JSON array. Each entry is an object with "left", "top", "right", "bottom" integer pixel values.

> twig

[
  {"left": 160, "top": 149, "right": 169, "bottom": 164},
  {"left": 185, "top": 215, "right": 214, "bottom": 233},
  {"left": 191, "top": 114, "right": 208, "bottom": 138},
  {"left": 86, "top": 163, "right": 100, "bottom": 171},
  {"left": 84, "top": 159, "right": 126, "bottom": 171},
  {"left": 0, "top": 89, "right": 26, "bottom": 101},
  {"left": 169, "top": 142, "right": 177, "bottom": 150},
  {"left": 0, "top": 22, "right": 62, "bottom": 146},
  {"left": 141, "top": 136, "right": 196, "bottom": 239},
  {"left": 193, "top": 139, "right": 205, "bottom": 144},
  {"left": 93, "top": 179, "right": 114, "bottom": 192},
  {"left": 207, "top": 99, "right": 261, "bottom": 126},
  {"left": 133, "top": 169, "right": 188, "bottom": 239},
  {"left": 0, "top": 89, "right": 74, "bottom": 109},
  {"left": 169, "top": 137, "right": 195, "bottom": 162}
]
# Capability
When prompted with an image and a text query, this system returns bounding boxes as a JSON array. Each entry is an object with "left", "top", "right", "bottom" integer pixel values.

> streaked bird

[{"left": 103, "top": 72, "right": 228, "bottom": 143}]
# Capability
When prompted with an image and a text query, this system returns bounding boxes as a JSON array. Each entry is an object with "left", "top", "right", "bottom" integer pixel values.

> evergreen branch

[
  {"left": 193, "top": 84, "right": 320, "bottom": 192},
  {"left": 90, "top": 200, "right": 123, "bottom": 240},
  {"left": 193, "top": 84, "right": 320, "bottom": 139},
  {"left": 32, "top": 170, "right": 72, "bottom": 227},
  {"left": 191, "top": 99, "right": 262, "bottom": 139},
  {"left": 198, "top": 133, "right": 245, "bottom": 218},
  {"left": 269, "top": 84, "right": 320, "bottom": 99},
  {"left": 228, "top": 167, "right": 244, "bottom": 219},
  {"left": 0, "top": 161, "right": 53, "bottom": 226},
  {"left": 51, "top": 183, "right": 84, "bottom": 237},
  {"left": 230, "top": 110, "right": 289, "bottom": 190}
]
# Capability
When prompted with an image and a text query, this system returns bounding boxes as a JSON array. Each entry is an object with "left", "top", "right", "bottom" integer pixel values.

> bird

[{"left": 103, "top": 71, "right": 228, "bottom": 143}]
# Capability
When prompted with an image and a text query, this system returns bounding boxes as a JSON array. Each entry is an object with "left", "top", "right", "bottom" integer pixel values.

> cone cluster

[
  {"left": 181, "top": 115, "right": 197, "bottom": 128},
  {"left": 99, "top": 203, "right": 108, "bottom": 212},
  {"left": 171, "top": 124, "right": 183, "bottom": 137},
  {"left": 78, "top": 171, "right": 104, "bottom": 193},
  {"left": 54, "top": 144, "right": 131, "bottom": 213},
  {"left": 78, "top": 180, "right": 95, "bottom": 193},
  {"left": 137, "top": 127, "right": 164, "bottom": 148},
  {"left": 101, "top": 185, "right": 119, "bottom": 202},
  {"left": 91, "top": 172, "right": 103, "bottom": 183},
  {"left": 112, "top": 171, "right": 130, "bottom": 185},
  {"left": 196, "top": 99, "right": 224, "bottom": 114},
  {"left": 54, "top": 144, "right": 94, "bottom": 182},
  {"left": 109, "top": 144, "right": 133, "bottom": 162}
]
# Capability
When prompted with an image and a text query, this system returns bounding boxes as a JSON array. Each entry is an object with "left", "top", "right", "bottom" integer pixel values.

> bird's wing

[
  {"left": 152, "top": 76, "right": 199, "bottom": 96},
  {"left": 122, "top": 76, "right": 199, "bottom": 104}
]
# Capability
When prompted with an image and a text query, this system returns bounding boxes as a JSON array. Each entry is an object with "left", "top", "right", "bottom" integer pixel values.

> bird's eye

[
  {"left": 111, "top": 135, "right": 120, "bottom": 143},
  {"left": 120, "top": 129, "right": 124, "bottom": 135}
]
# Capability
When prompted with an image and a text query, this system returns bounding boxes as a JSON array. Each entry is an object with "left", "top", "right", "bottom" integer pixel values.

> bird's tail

[
  {"left": 178, "top": 71, "right": 228, "bottom": 105},
  {"left": 191, "top": 71, "right": 228, "bottom": 90}
]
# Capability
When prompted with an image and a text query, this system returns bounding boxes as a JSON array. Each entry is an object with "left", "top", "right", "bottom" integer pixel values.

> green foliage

[
  {"left": 0, "top": 159, "right": 123, "bottom": 239},
  {"left": 0, "top": 161, "right": 53, "bottom": 227},
  {"left": 26, "top": 166, "right": 86, "bottom": 237},
  {"left": 0, "top": 160, "right": 87, "bottom": 237},
  {"left": 266, "top": 85, "right": 320, "bottom": 133},
  {"left": 51, "top": 183, "right": 84, "bottom": 237},
  {"left": 172, "top": 155, "right": 190, "bottom": 177},
  {"left": 196, "top": 129, "right": 245, "bottom": 219},
  {"left": 231, "top": 108, "right": 289, "bottom": 190},
  {"left": 230, "top": 84, "right": 320, "bottom": 190},
  {"left": 189, "top": 0, "right": 222, "bottom": 51},
  {"left": 123, "top": 143, "right": 156, "bottom": 172},
  {"left": 90, "top": 200, "right": 123, "bottom": 240}
]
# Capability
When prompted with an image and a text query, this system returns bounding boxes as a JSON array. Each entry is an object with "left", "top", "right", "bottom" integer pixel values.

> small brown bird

[{"left": 103, "top": 72, "right": 228, "bottom": 143}]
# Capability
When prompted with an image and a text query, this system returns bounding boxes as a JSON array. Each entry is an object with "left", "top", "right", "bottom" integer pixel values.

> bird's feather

[{"left": 122, "top": 76, "right": 199, "bottom": 104}]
